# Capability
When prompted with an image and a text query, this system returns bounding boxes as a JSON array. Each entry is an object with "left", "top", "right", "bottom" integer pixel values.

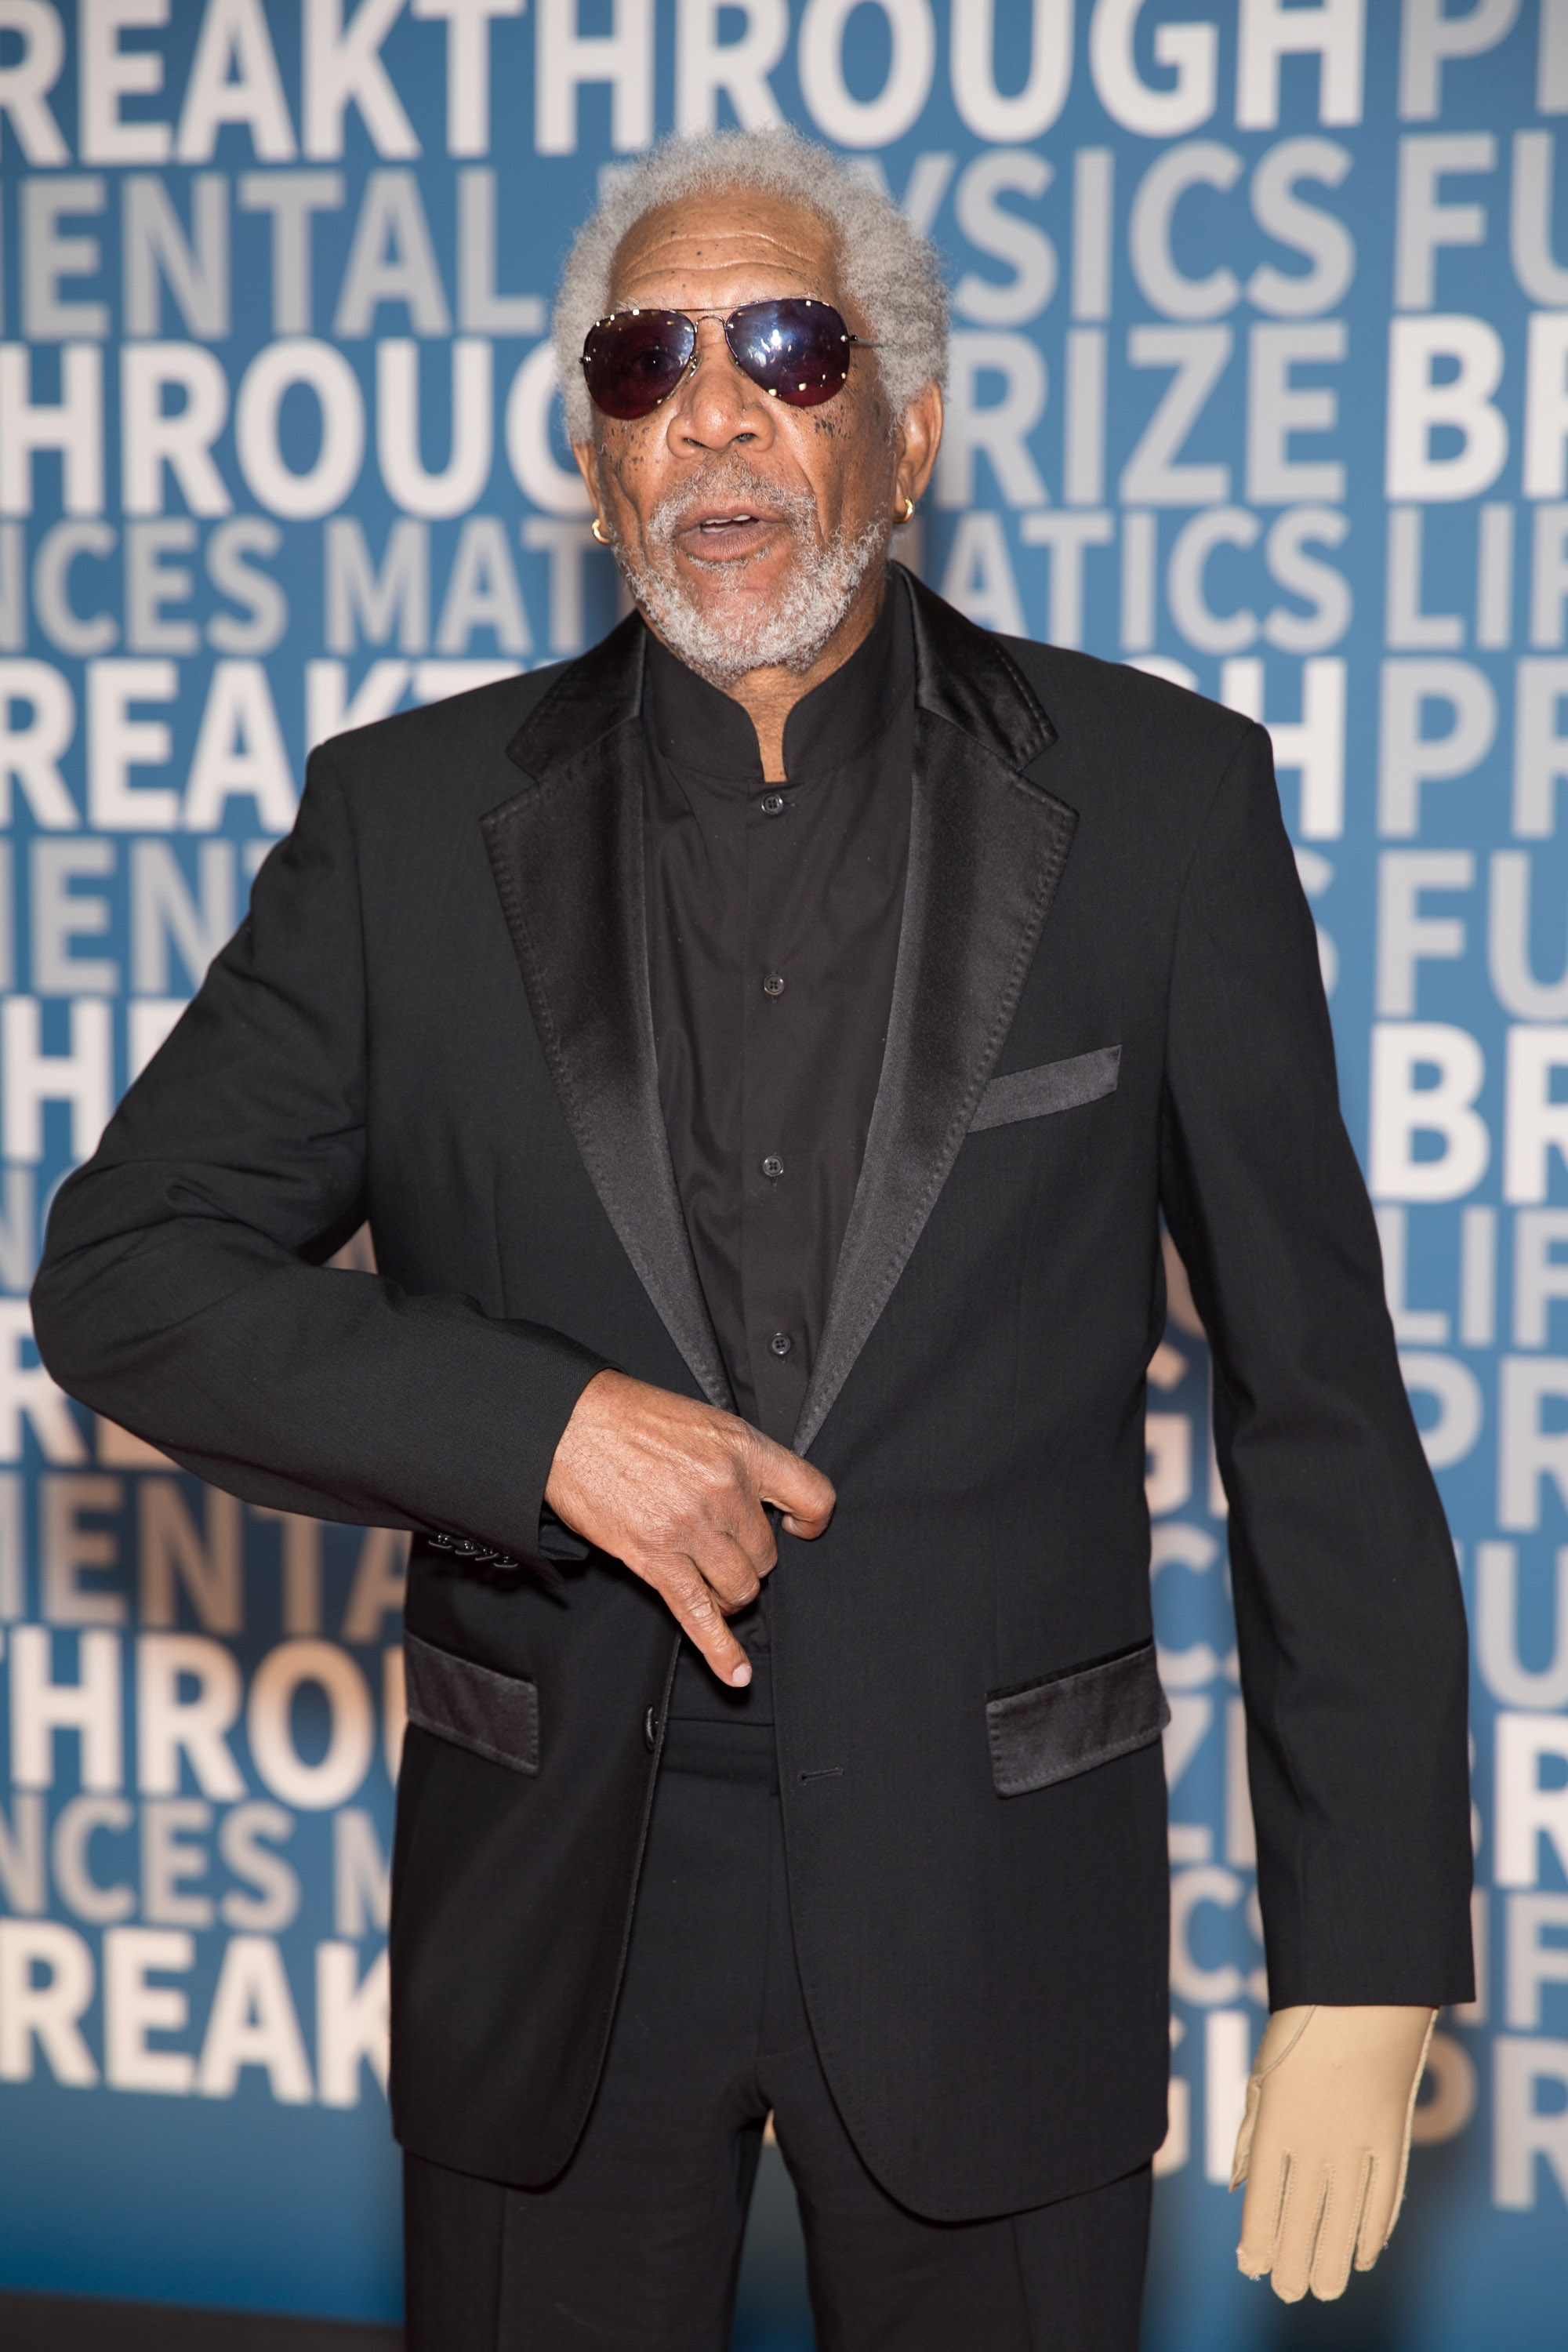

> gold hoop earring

[
  {"left": 591, "top": 517, "right": 611, "bottom": 546},
  {"left": 898, "top": 495, "right": 916, "bottom": 524}
]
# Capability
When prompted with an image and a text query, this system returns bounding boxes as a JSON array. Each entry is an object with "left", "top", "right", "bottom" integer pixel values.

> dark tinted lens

[
  {"left": 727, "top": 299, "right": 853, "bottom": 406},
  {"left": 581, "top": 310, "right": 695, "bottom": 419}
]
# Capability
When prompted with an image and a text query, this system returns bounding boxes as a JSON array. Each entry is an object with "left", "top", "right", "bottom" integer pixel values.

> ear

[{"left": 894, "top": 383, "right": 943, "bottom": 512}]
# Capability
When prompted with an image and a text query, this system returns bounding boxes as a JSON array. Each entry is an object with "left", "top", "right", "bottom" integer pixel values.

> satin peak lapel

[
  {"left": 793, "top": 578, "right": 1076, "bottom": 1455},
  {"left": 481, "top": 619, "right": 734, "bottom": 1412}
]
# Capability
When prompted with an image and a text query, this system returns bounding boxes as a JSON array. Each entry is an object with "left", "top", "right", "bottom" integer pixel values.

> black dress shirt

[{"left": 644, "top": 575, "right": 914, "bottom": 1717}]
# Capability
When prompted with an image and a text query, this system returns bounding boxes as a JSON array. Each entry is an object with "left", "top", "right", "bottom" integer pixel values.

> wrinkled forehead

[{"left": 608, "top": 188, "right": 849, "bottom": 318}]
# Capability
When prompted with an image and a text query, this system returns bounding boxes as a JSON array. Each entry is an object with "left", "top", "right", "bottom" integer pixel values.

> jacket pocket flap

[
  {"left": 970, "top": 1046, "right": 1120, "bottom": 1134},
  {"left": 405, "top": 1630, "right": 539, "bottom": 1775},
  {"left": 985, "top": 1639, "right": 1167, "bottom": 1798}
]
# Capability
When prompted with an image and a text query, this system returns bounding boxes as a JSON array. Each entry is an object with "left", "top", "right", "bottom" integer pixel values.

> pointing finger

[
  {"left": 633, "top": 1554, "right": 753, "bottom": 1686},
  {"left": 675, "top": 1573, "right": 754, "bottom": 1686}
]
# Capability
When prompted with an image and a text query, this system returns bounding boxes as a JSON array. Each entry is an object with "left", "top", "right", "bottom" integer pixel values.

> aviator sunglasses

[{"left": 581, "top": 298, "right": 877, "bottom": 421}]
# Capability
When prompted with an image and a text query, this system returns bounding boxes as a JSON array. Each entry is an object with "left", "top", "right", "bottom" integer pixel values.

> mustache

[{"left": 643, "top": 459, "right": 819, "bottom": 554}]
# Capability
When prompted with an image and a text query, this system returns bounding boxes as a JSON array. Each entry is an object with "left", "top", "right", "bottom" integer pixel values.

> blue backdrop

[{"left": 0, "top": 2, "right": 1565, "bottom": 2343}]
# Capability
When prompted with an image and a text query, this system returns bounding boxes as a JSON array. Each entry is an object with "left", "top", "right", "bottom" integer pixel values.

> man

[{"left": 34, "top": 128, "right": 1472, "bottom": 2349}]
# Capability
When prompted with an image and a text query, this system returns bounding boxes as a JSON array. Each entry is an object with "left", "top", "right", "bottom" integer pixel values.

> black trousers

[{"left": 404, "top": 1716, "right": 1151, "bottom": 2351}]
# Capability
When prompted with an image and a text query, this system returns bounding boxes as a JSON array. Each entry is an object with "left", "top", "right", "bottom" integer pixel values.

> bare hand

[{"left": 544, "top": 1370, "right": 837, "bottom": 1684}]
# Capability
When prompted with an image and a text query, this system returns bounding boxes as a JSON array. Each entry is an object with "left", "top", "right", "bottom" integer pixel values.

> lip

[
  {"left": 673, "top": 506, "right": 790, "bottom": 562},
  {"left": 686, "top": 505, "right": 786, "bottom": 532}
]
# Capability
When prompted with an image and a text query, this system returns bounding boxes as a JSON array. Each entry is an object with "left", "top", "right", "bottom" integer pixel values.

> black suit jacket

[{"left": 33, "top": 573, "right": 1473, "bottom": 2220}]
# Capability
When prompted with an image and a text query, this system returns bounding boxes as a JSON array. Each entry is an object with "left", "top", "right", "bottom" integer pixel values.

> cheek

[
  {"left": 600, "top": 440, "right": 651, "bottom": 503},
  {"left": 804, "top": 414, "right": 893, "bottom": 514},
  {"left": 808, "top": 383, "right": 891, "bottom": 463}
]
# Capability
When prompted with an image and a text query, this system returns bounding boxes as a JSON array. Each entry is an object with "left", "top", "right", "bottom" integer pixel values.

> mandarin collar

[{"left": 641, "top": 571, "right": 908, "bottom": 793}]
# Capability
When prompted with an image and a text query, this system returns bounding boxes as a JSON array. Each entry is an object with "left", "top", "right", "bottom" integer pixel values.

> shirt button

[
  {"left": 760, "top": 792, "right": 786, "bottom": 815},
  {"left": 770, "top": 1331, "right": 793, "bottom": 1357},
  {"left": 762, "top": 971, "right": 786, "bottom": 997},
  {"left": 761, "top": 1154, "right": 785, "bottom": 1180}
]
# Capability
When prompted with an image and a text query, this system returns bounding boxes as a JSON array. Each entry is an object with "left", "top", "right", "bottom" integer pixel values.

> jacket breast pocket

[
  {"left": 985, "top": 1639, "right": 1168, "bottom": 1798},
  {"left": 405, "top": 1629, "right": 539, "bottom": 1775},
  {"left": 969, "top": 1045, "right": 1120, "bottom": 1134}
]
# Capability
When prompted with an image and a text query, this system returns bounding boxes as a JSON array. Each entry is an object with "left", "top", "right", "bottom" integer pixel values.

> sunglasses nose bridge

[
  {"left": 670, "top": 315, "right": 778, "bottom": 432},
  {"left": 695, "top": 312, "right": 760, "bottom": 390}
]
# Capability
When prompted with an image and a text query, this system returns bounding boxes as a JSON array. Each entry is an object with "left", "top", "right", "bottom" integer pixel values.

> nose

[{"left": 665, "top": 316, "right": 777, "bottom": 455}]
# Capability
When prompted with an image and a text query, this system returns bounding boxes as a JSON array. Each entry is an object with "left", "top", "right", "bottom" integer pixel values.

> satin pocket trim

[
  {"left": 969, "top": 1045, "right": 1121, "bottom": 1134},
  {"left": 405, "top": 1630, "right": 539, "bottom": 1776},
  {"left": 985, "top": 1639, "right": 1167, "bottom": 1798}
]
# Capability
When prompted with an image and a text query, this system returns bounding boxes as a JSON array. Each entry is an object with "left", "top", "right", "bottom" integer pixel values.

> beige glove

[{"left": 1231, "top": 2004, "right": 1436, "bottom": 2302}]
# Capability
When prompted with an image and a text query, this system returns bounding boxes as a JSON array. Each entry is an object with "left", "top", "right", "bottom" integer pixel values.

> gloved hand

[{"left": 1231, "top": 2004, "right": 1436, "bottom": 2302}]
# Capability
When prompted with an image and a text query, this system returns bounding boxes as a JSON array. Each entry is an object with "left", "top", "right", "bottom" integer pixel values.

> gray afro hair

[{"left": 553, "top": 126, "right": 949, "bottom": 444}]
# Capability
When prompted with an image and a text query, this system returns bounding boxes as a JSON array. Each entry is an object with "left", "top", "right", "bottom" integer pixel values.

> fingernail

[{"left": 731, "top": 1663, "right": 751, "bottom": 1686}]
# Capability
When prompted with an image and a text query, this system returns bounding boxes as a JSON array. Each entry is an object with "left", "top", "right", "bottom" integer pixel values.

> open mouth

[
  {"left": 695, "top": 510, "right": 776, "bottom": 536},
  {"left": 648, "top": 481, "right": 812, "bottom": 564},
  {"left": 666, "top": 506, "right": 793, "bottom": 568}
]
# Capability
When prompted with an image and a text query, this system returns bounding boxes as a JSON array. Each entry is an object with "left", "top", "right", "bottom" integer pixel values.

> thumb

[
  {"left": 754, "top": 1439, "right": 837, "bottom": 1538},
  {"left": 1229, "top": 2073, "right": 1261, "bottom": 2192}
]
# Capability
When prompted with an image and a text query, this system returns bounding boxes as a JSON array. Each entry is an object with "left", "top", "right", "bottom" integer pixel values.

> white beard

[{"left": 610, "top": 459, "right": 888, "bottom": 691}]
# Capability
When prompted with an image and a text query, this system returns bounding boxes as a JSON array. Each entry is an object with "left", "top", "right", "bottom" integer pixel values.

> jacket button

[
  {"left": 761, "top": 1154, "right": 784, "bottom": 1179},
  {"left": 644, "top": 1706, "right": 657, "bottom": 1751}
]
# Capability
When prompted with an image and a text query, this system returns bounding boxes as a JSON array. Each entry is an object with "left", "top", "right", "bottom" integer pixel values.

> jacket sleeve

[
  {"left": 1158, "top": 720, "right": 1474, "bottom": 2009},
  {"left": 30, "top": 746, "right": 608, "bottom": 1557}
]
